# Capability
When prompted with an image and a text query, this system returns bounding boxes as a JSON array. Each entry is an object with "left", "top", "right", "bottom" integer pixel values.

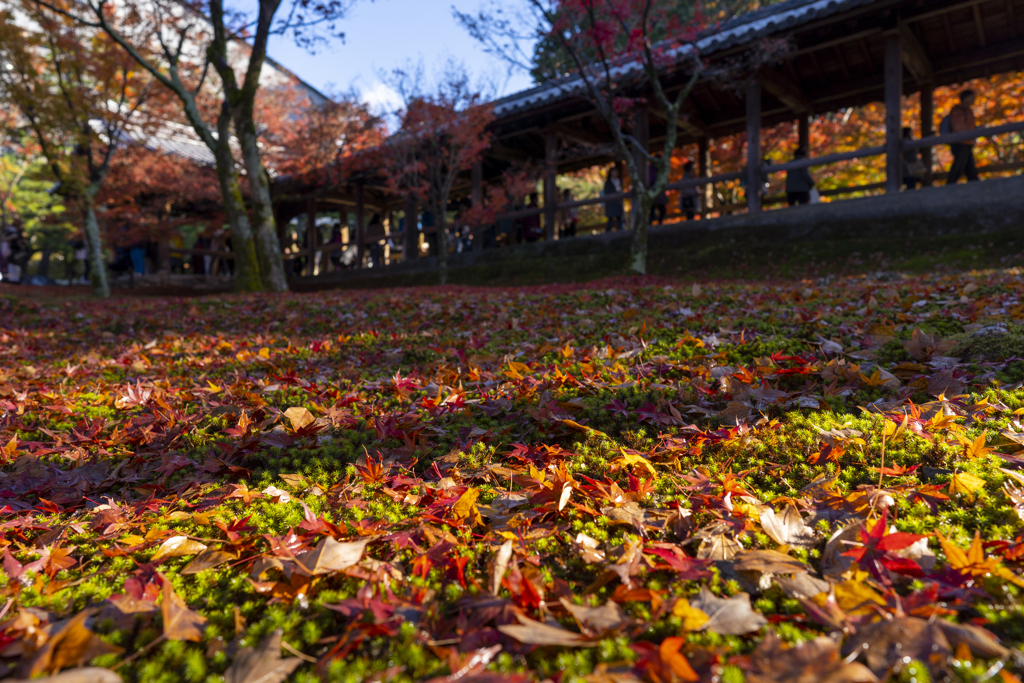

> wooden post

[
  {"left": 798, "top": 115, "right": 810, "bottom": 154},
  {"left": 157, "top": 239, "right": 170, "bottom": 274},
  {"left": 746, "top": 79, "right": 762, "bottom": 213},
  {"left": 884, "top": 33, "right": 903, "bottom": 193},
  {"left": 404, "top": 194, "right": 418, "bottom": 261},
  {"left": 306, "top": 199, "right": 316, "bottom": 277},
  {"left": 698, "top": 137, "right": 712, "bottom": 216},
  {"left": 471, "top": 160, "right": 484, "bottom": 251},
  {"left": 355, "top": 184, "right": 366, "bottom": 268},
  {"left": 920, "top": 85, "right": 935, "bottom": 186},
  {"left": 544, "top": 129, "right": 558, "bottom": 240}
]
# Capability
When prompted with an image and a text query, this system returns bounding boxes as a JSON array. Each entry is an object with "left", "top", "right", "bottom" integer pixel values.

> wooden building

[{"left": 271, "top": 0, "right": 1024, "bottom": 276}]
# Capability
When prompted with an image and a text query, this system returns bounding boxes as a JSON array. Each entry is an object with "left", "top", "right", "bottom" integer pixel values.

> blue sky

[{"left": 264, "top": 0, "right": 537, "bottom": 113}]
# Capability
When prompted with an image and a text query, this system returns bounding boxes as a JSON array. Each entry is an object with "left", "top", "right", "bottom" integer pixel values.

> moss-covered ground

[{"left": 1, "top": 264, "right": 1024, "bottom": 682}]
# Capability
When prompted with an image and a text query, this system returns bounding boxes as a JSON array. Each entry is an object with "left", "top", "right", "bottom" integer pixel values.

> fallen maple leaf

[
  {"left": 937, "top": 531, "right": 1024, "bottom": 588},
  {"left": 497, "top": 614, "right": 596, "bottom": 647},
  {"left": 161, "top": 577, "right": 207, "bottom": 642},
  {"left": 296, "top": 537, "right": 370, "bottom": 576},
  {"left": 26, "top": 609, "right": 123, "bottom": 676},
  {"left": 949, "top": 471, "right": 986, "bottom": 501},
  {"left": 151, "top": 536, "right": 207, "bottom": 564},
  {"left": 224, "top": 628, "right": 302, "bottom": 683},
  {"left": 749, "top": 630, "right": 877, "bottom": 683},
  {"left": 689, "top": 587, "right": 766, "bottom": 635},
  {"left": 283, "top": 406, "right": 315, "bottom": 431}
]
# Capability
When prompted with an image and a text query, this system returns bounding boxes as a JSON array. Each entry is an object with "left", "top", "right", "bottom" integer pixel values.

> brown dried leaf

[
  {"left": 283, "top": 406, "right": 315, "bottom": 431},
  {"left": 151, "top": 536, "right": 207, "bottom": 564},
  {"left": 224, "top": 628, "right": 302, "bottom": 683},
  {"left": 497, "top": 616, "right": 596, "bottom": 648},
  {"left": 296, "top": 537, "right": 370, "bottom": 576},
  {"left": 758, "top": 506, "right": 817, "bottom": 549},
  {"left": 28, "top": 610, "right": 123, "bottom": 676},
  {"left": 689, "top": 587, "right": 767, "bottom": 635},
  {"left": 844, "top": 617, "right": 951, "bottom": 677},
  {"left": 696, "top": 534, "right": 741, "bottom": 561},
  {"left": 181, "top": 548, "right": 238, "bottom": 576},
  {"left": 749, "top": 630, "right": 877, "bottom": 683},
  {"left": 161, "top": 578, "right": 207, "bottom": 642},
  {"left": 732, "top": 549, "right": 809, "bottom": 576},
  {"left": 559, "top": 598, "right": 628, "bottom": 636}
]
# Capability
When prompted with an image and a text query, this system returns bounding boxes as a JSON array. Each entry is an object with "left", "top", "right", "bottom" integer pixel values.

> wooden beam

[
  {"left": 973, "top": 3, "right": 987, "bottom": 46},
  {"left": 798, "top": 115, "right": 810, "bottom": 154},
  {"left": 745, "top": 79, "right": 761, "bottom": 213},
  {"left": 884, "top": 33, "right": 903, "bottom": 193},
  {"left": 760, "top": 66, "right": 813, "bottom": 114},
  {"left": 898, "top": 22, "right": 934, "bottom": 84},
  {"left": 552, "top": 122, "right": 607, "bottom": 146}
]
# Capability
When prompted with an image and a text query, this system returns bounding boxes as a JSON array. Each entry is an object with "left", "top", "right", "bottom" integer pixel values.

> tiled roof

[{"left": 491, "top": 0, "right": 876, "bottom": 118}]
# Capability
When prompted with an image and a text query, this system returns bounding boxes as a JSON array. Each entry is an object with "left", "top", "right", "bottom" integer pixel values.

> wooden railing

[{"left": 158, "top": 120, "right": 1022, "bottom": 279}]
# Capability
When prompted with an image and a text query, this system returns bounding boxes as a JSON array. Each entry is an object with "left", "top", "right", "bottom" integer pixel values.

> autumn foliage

[{"left": 1, "top": 253, "right": 1024, "bottom": 680}]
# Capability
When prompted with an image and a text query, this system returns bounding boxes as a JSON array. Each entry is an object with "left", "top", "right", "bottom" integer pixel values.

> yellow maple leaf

[
  {"left": 671, "top": 598, "right": 709, "bottom": 631},
  {"left": 949, "top": 472, "right": 986, "bottom": 501},
  {"left": 2, "top": 436, "right": 18, "bottom": 459},
  {"left": 959, "top": 432, "right": 993, "bottom": 460},
  {"left": 938, "top": 532, "right": 1024, "bottom": 588},
  {"left": 451, "top": 487, "right": 483, "bottom": 526},
  {"left": 615, "top": 449, "right": 656, "bottom": 477}
]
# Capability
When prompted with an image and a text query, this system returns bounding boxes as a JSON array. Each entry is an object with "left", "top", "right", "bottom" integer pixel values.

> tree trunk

[
  {"left": 235, "top": 119, "right": 288, "bottom": 292},
  {"left": 81, "top": 193, "right": 110, "bottom": 298},
  {"left": 628, "top": 193, "right": 651, "bottom": 275},
  {"left": 212, "top": 127, "right": 263, "bottom": 293}
]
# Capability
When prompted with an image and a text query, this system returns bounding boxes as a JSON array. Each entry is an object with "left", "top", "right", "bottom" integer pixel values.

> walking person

[
  {"left": 679, "top": 161, "right": 701, "bottom": 220},
  {"left": 946, "top": 89, "right": 980, "bottom": 184},
  {"left": 902, "top": 127, "right": 926, "bottom": 190},
  {"left": 602, "top": 167, "right": 624, "bottom": 232},
  {"left": 785, "top": 148, "right": 815, "bottom": 206},
  {"left": 521, "top": 193, "right": 544, "bottom": 242}
]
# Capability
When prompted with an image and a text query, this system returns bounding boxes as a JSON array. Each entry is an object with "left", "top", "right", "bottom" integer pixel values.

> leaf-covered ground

[{"left": 2, "top": 267, "right": 1024, "bottom": 683}]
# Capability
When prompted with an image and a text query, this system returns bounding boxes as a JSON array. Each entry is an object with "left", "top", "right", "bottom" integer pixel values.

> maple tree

[
  {"left": 0, "top": 0, "right": 163, "bottom": 297},
  {"left": 30, "top": 0, "right": 350, "bottom": 294},
  {"left": 458, "top": 0, "right": 771, "bottom": 275},
  {"left": 375, "top": 64, "right": 494, "bottom": 284}
]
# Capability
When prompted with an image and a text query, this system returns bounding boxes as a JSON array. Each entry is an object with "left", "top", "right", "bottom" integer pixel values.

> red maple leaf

[{"left": 842, "top": 509, "right": 925, "bottom": 586}]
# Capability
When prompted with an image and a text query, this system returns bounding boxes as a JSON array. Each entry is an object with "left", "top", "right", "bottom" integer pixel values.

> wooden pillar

[
  {"left": 920, "top": 85, "right": 935, "bottom": 186},
  {"left": 746, "top": 79, "right": 762, "bottom": 213},
  {"left": 157, "top": 239, "right": 170, "bottom": 274},
  {"left": 884, "top": 33, "right": 903, "bottom": 193},
  {"left": 698, "top": 137, "right": 712, "bottom": 215},
  {"left": 798, "top": 115, "right": 810, "bottom": 154},
  {"left": 355, "top": 184, "right": 366, "bottom": 268},
  {"left": 305, "top": 199, "right": 316, "bottom": 276},
  {"left": 404, "top": 194, "right": 418, "bottom": 261},
  {"left": 471, "top": 161, "right": 485, "bottom": 252},
  {"left": 544, "top": 129, "right": 558, "bottom": 240}
]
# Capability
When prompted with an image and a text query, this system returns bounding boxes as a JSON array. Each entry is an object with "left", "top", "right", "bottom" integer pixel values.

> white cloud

[{"left": 361, "top": 81, "right": 403, "bottom": 115}]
